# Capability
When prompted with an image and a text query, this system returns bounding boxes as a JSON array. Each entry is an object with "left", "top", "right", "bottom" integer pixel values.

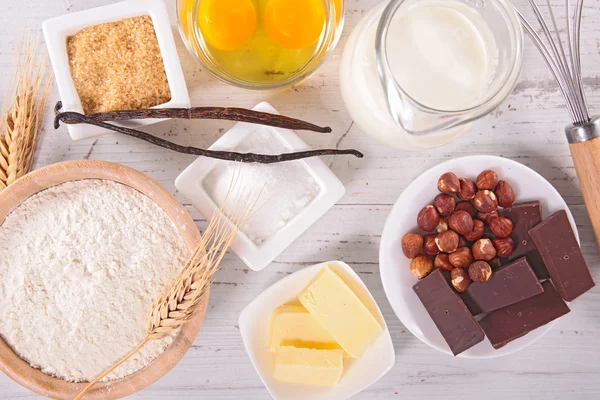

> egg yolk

[
  {"left": 198, "top": 0, "right": 257, "bottom": 51},
  {"left": 264, "top": 0, "right": 326, "bottom": 49}
]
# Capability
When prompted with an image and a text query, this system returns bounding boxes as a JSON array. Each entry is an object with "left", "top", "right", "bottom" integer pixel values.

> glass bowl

[{"left": 177, "top": 0, "right": 345, "bottom": 91}]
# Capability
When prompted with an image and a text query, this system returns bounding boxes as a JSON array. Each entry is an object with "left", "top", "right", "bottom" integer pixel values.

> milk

[
  {"left": 339, "top": 0, "right": 506, "bottom": 150},
  {"left": 386, "top": 0, "right": 497, "bottom": 110}
]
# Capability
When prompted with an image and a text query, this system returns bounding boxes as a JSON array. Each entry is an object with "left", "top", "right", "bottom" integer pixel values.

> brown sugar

[{"left": 67, "top": 15, "right": 172, "bottom": 114}]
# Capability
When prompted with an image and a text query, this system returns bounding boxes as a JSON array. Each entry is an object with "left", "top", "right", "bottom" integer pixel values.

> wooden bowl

[{"left": 0, "top": 160, "right": 205, "bottom": 399}]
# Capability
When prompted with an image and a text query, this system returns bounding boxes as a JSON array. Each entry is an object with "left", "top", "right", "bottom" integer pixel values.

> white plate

[
  {"left": 239, "top": 261, "right": 395, "bottom": 400},
  {"left": 175, "top": 102, "right": 346, "bottom": 271},
  {"left": 43, "top": 0, "right": 190, "bottom": 141},
  {"left": 379, "top": 155, "right": 578, "bottom": 359}
]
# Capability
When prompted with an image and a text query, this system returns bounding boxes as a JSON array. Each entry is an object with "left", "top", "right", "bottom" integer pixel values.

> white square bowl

[
  {"left": 42, "top": 0, "right": 190, "bottom": 141},
  {"left": 174, "top": 102, "right": 346, "bottom": 271},
  {"left": 238, "top": 261, "right": 395, "bottom": 400}
]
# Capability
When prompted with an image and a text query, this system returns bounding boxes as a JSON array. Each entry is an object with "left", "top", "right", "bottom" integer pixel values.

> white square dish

[
  {"left": 238, "top": 261, "right": 395, "bottom": 400},
  {"left": 175, "top": 102, "right": 346, "bottom": 271},
  {"left": 42, "top": 0, "right": 190, "bottom": 141}
]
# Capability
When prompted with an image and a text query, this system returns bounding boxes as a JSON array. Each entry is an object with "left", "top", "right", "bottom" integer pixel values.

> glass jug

[{"left": 340, "top": 0, "right": 524, "bottom": 150}]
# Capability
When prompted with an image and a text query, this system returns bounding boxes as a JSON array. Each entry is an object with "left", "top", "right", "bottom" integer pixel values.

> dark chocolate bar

[
  {"left": 529, "top": 210, "right": 595, "bottom": 302},
  {"left": 461, "top": 257, "right": 544, "bottom": 315},
  {"left": 503, "top": 201, "right": 542, "bottom": 260},
  {"left": 413, "top": 269, "right": 484, "bottom": 355},
  {"left": 503, "top": 201, "right": 550, "bottom": 279},
  {"left": 479, "top": 281, "right": 570, "bottom": 349}
]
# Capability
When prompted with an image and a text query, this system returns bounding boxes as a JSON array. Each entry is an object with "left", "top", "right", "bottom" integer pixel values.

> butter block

[
  {"left": 269, "top": 305, "right": 342, "bottom": 352},
  {"left": 298, "top": 266, "right": 383, "bottom": 358},
  {"left": 273, "top": 346, "right": 344, "bottom": 387}
]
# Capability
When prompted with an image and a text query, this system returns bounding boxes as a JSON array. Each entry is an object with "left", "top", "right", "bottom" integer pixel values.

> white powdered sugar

[{"left": 0, "top": 180, "right": 188, "bottom": 382}]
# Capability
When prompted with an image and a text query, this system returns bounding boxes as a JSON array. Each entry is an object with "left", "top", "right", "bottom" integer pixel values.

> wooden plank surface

[{"left": 1, "top": 0, "right": 600, "bottom": 398}]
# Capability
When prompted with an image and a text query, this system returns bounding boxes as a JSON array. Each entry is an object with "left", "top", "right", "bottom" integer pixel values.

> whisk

[{"left": 518, "top": 0, "right": 600, "bottom": 246}]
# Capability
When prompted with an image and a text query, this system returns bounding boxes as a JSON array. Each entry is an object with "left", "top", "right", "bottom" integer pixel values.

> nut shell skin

[
  {"left": 464, "top": 219, "right": 485, "bottom": 242},
  {"left": 423, "top": 234, "right": 440, "bottom": 255},
  {"left": 469, "top": 261, "right": 493, "bottom": 283},
  {"left": 451, "top": 268, "right": 471, "bottom": 292},
  {"left": 401, "top": 233, "right": 424, "bottom": 259},
  {"left": 493, "top": 237, "right": 514, "bottom": 258},
  {"left": 473, "top": 190, "right": 498, "bottom": 213},
  {"left": 472, "top": 238, "right": 497, "bottom": 261},
  {"left": 434, "top": 253, "right": 454, "bottom": 271},
  {"left": 434, "top": 193, "right": 456, "bottom": 217},
  {"left": 418, "top": 205, "right": 440, "bottom": 232},
  {"left": 495, "top": 180, "right": 516, "bottom": 208},
  {"left": 489, "top": 216, "right": 513, "bottom": 238},
  {"left": 455, "top": 201, "right": 476, "bottom": 217},
  {"left": 438, "top": 172, "right": 460, "bottom": 194},
  {"left": 449, "top": 247, "right": 473, "bottom": 268},
  {"left": 410, "top": 255, "right": 433, "bottom": 279},
  {"left": 435, "top": 230, "right": 459, "bottom": 253},
  {"left": 490, "top": 257, "right": 503, "bottom": 269},
  {"left": 458, "top": 178, "right": 477, "bottom": 201},
  {"left": 476, "top": 170, "right": 499, "bottom": 191},
  {"left": 448, "top": 210, "right": 474, "bottom": 235}
]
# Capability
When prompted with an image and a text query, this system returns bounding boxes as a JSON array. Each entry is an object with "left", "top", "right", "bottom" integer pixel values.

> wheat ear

[
  {"left": 73, "top": 187, "right": 259, "bottom": 400},
  {"left": 0, "top": 33, "right": 52, "bottom": 191}
]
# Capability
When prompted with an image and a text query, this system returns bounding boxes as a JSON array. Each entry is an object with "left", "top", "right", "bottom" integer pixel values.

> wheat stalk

[
  {"left": 73, "top": 184, "right": 259, "bottom": 400},
  {"left": 0, "top": 33, "right": 52, "bottom": 191}
]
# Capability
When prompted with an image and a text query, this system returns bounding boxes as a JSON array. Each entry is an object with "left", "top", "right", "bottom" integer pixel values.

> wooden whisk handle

[{"left": 569, "top": 136, "right": 600, "bottom": 247}]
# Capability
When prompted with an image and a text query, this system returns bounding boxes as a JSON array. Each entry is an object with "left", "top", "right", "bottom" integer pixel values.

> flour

[{"left": 0, "top": 180, "right": 188, "bottom": 382}]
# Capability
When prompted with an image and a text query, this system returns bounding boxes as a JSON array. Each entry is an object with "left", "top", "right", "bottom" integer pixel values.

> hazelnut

[
  {"left": 451, "top": 268, "right": 471, "bottom": 292},
  {"left": 473, "top": 190, "right": 498, "bottom": 213},
  {"left": 476, "top": 210, "right": 499, "bottom": 224},
  {"left": 457, "top": 178, "right": 477, "bottom": 201},
  {"left": 493, "top": 237, "right": 514, "bottom": 258},
  {"left": 489, "top": 216, "right": 513, "bottom": 238},
  {"left": 438, "top": 172, "right": 460, "bottom": 194},
  {"left": 458, "top": 235, "right": 468, "bottom": 248},
  {"left": 468, "top": 261, "right": 493, "bottom": 283},
  {"left": 436, "top": 217, "right": 449, "bottom": 233},
  {"left": 449, "top": 247, "right": 473, "bottom": 268},
  {"left": 401, "top": 233, "right": 424, "bottom": 259},
  {"left": 435, "top": 230, "right": 459, "bottom": 253},
  {"left": 434, "top": 253, "right": 454, "bottom": 271},
  {"left": 433, "top": 193, "right": 456, "bottom": 217},
  {"left": 410, "top": 255, "right": 433, "bottom": 279},
  {"left": 455, "top": 201, "right": 476, "bottom": 217},
  {"left": 476, "top": 170, "right": 499, "bottom": 191},
  {"left": 464, "top": 219, "right": 485, "bottom": 242},
  {"left": 490, "top": 257, "right": 503, "bottom": 269},
  {"left": 472, "top": 238, "right": 497, "bottom": 261},
  {"left": 417, "top": 205, "right": 440, "bottom": 232},
  {"left": 495, "top": 180, "right": 516, "bottom": 208},
  {"left": 448, "top": 210, "right": 474, "bottom": 235},
  {"left": 423, "top": 234, "right": 440, "bottom": 255}
]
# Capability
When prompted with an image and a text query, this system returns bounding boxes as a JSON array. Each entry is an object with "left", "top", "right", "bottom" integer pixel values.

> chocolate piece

[
  {"left": 503, "top": 201, "right": 550, "bottom": 279},
  {"left": 502, "top": 201, "right": 542, "bottom": 260},
  {"left": 461, "top": 257, "right": 544, "bottom": 315},
  {"left": 480, "top": 281, "right": 570, "bottom": 349},
  {"left": 413, "top": 269, "right": 484, "bottom": 355},
  {"left": 529, "top": 210, "right": 595, "bottom": 301}
]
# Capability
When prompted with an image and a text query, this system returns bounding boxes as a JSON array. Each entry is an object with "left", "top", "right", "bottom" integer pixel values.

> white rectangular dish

[
  {"left": 42, "top": 0, "right": 190, "bottom": 141},
  {"left": 238, "top": 261, "right": 395, "bottom": 400},
  {"left": 175, "top": 102, "right": 346, "bottom": 271}
]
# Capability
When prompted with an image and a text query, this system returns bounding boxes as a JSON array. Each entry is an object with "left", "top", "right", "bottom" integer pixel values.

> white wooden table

[{"left": 2, "top": 0, "right": 600, "bottom": 398}]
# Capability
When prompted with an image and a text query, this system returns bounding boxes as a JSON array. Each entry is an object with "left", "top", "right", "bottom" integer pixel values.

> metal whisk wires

[{"left": 517, "top": 0, "right": 590, "bottom": 124}]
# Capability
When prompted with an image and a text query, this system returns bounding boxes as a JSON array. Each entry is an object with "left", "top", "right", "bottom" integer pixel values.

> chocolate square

[
  {"left": 479, "top": 281, "right": 570, "bottom": 349},
  {"left": 413, "top": 269, "right": 484, "bottom": 355},
  {"left": 529, "top": 210, "right": 595, "bottom": 302},
  {"left": 461, "top": 257, "right": 543, "bottom": 315}
]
